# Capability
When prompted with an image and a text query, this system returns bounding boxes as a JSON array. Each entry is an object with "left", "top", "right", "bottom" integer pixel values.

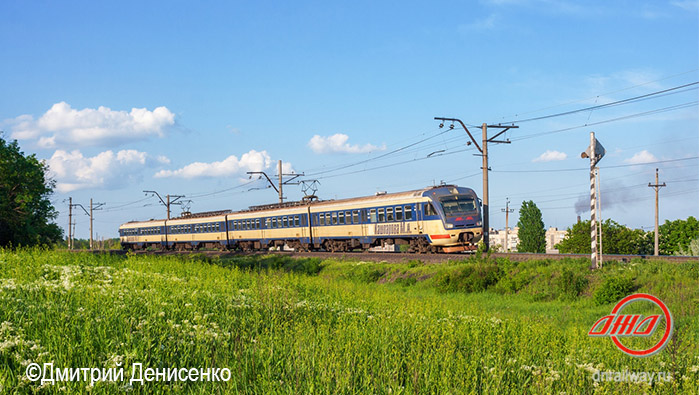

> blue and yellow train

[{"left": 119, "top": 185, "right": 483, "bottom": 253}]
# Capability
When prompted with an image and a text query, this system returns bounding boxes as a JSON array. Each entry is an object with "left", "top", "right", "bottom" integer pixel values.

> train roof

[{"left": 120, "top": 185, "right": 475, "bottom": 226}]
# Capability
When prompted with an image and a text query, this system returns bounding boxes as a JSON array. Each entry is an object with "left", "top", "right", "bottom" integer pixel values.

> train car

[
  {"left": 118, "top": 219, "right": 166, "bottom": 250},
  {"left": 119, "top": 184, "right": 483, "bottom": 253},
  {"left": 165, "top": 211, "right": 230, "bottom": 250}
]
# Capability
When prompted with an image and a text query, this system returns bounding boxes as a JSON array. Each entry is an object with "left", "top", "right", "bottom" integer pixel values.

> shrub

[
  {"left": 556, "top": 269, "right": 589, "bottom": 301},
  {"left": 593, "top": 276, "right": 634, "bottom": 305},
  {"left": 432, "top": 263, "right": 501, "bottom": 294}
]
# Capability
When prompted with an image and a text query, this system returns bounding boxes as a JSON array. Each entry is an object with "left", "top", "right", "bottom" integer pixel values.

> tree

[
  {"left": 555, "top": 219, "right": 651, "bottom": 255},
  {"left": 659, "top": 217, "right": 699, "bottom": 255},
  {"left": 0, "top": 135, "right": 62, "bottom": 246},
  {"left": 516, "top": 200, "right": 546, "bottom": 253}
]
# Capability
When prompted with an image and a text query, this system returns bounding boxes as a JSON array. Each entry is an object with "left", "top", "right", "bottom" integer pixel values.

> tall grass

[{"left": 0, "top": 248, "right": 697, "bottom": 393}]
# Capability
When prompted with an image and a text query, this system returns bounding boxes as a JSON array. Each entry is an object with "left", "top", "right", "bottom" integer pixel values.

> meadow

[{"left": 0, "top": 249, "right": 697, "bottom": 394}]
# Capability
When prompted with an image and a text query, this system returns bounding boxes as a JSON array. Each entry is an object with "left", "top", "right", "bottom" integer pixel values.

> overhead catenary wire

[
  {"left": 496, "top": 81, "right": 698, "bottom": 125},
  {"left": 491, "top": 69, "right": 699, "bottom": 123}
]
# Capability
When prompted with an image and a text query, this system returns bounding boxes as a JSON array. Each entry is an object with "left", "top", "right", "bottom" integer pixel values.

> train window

[
  {"left": 405, "top": 205, "right": 413, "bottom": 220},
  {"left": 369, "top": 209, "right": 377, "bottom": 223},
  {"left": 282, "top": 217, "right": 287, "bottom": 228},
  {"left": 345, "top": 211, "right": 351, "bottom": 224},
  {"left": 396, "top": 207, "right": 403, "bottom": 221},
  {"left": 324, "top": 213, "right": 330, "bottom": 226},
  {"left": 295, "top": 216, "right": 300, "bottom": 227},
  {"left": 331, "top": 212, "right": 337, "bottom": 225},
  {"left": 424, "top": 203, "right": 437, "bottom": 216},
  {"left": 378, "top": 208, "right": 385, "bottom": 222},
  {"left": 387, "top": 207, "right": 394, "bottom": 221},
  {"left": 338, "top": 212, "right": 345, "bottom": 225},
  {"left": 255, "top": 219, "right": 260, "bottom": 229},
  {"left": 353, "top": 210, "right": 359, "bottom": 224}
]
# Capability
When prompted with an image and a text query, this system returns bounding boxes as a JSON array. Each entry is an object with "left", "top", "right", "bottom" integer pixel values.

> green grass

[{"left": 0, "top": 248, "right": 697, "bottom": 394}]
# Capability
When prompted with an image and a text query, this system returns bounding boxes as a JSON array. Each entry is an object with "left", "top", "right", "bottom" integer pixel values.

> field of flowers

[{"left": 0, "top": 249, "right": 697, "bottom": 394}]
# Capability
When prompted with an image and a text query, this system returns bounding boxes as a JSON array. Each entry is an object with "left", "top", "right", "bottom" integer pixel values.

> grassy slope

[{"left": 0, "top": 249, "right": 697, "bottom": 394}]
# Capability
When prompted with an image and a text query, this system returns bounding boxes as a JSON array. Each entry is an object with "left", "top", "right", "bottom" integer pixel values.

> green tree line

[{"left": 556, "top": 217, "right": 698, "bottom": 256}]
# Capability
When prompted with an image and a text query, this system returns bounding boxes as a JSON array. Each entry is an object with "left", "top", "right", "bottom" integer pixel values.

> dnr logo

[{"left": 589, "top": 293, "right": 673, "bottom": 357}]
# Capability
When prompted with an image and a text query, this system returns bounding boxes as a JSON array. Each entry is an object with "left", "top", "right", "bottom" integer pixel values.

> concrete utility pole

[
  {"left": 70, "top": 201, "right": 90, "bottom": 248},
  {"left": 648, "top": 168, "right": 666, "bottom": 256},
  {"left": 278, "top": 160, "right": 283, "bottom": 203},
  {"left": 68, "top": 197, "right": 72, "bottom": 250},
  {"left": 247, "top": 161, "right": 303, "bottom": 204},
  {"left": 502, "top": 198, "right": 514, "bottom": 252},
  {"left": 433, "top": 117, "right": 517, "bottom": 251},
  {"left": 89, "top": 199, "right": 105, "bottom": 250},
  {"left": 144, "top": 191, "right": 184, "bottom": 220}
]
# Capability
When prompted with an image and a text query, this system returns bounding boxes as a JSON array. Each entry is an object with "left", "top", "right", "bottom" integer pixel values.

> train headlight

[
  {"left": 445, "top": 223, "right": 454, "bottom": 229},
  {"left": 476, "top": 221, "right": 482, "bottom": 227}
]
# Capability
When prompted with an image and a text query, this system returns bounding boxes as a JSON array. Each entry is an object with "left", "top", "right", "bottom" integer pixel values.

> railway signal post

[
  {"left": 434, "top": 117, "right": 517, "bottom": 251},
  {"left": 581, "top": 132, "right": 605, "bottom": 269}
]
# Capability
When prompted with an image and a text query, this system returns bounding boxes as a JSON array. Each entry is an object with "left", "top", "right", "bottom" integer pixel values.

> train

[{"left": 119, "top": 185, "right": 483, "bottom": 253}]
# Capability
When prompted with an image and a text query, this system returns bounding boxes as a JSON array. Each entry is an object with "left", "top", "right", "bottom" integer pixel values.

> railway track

[{"left": 101, "top": 249, "right": 697, "bottom": 264}]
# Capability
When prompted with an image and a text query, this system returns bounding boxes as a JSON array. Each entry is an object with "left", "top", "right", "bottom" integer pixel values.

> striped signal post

[
  {"left": 582, "top": 132, "right": 605, "bottom": 269},
  {"left": 589, "top": 134, "right": 597, "bottom": 269}
]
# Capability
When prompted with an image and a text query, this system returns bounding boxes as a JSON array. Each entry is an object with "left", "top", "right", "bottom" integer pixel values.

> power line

[
  {"left": 510, "top": 101, "right": 698, "bottom": 141},
  {"left": 304, "top": 127, "right": 452, "bottom": 177},
  {"left": 491, "top": 69, "right": 699, "bottom": 123},
  {"left": 491, "top": 156, "right": 698, "bottom": 173},
  {"left": 498, "top": 81, "right": 698, "bottom": 125}
]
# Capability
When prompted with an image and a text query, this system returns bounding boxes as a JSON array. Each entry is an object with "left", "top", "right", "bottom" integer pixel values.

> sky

[{"left": 1, "top": 0, "right": 698, "bottom": 240}]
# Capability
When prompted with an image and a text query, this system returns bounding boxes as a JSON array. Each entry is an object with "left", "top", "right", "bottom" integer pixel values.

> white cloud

[
  {"left": 532, "top": 150, "right": 567, "bottom": 162},
  {"left": 154, "top": 149, "right": 292, "bottom": 179},
  {"left": 624, "top": 150, "right": 658, "bottom": 164},
  {"left": 47, "top": 149, "right": 169, "bottom": 193},
  {"left": 308, "top": 133, "right": 385, "bottom": 154},
  {"left": 459, "top": 14, "right": 498, "bottom": 31},
  {"left": 8, "top": 102, "right": 175, "bottom": 148},
  {"left": 671, "top": 0, "right": 698, "bottom": 11}
]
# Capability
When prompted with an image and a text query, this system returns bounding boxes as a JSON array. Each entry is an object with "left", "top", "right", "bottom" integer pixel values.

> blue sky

[{"left": 1, "top": 0, "right": 698, "bottom": 239}]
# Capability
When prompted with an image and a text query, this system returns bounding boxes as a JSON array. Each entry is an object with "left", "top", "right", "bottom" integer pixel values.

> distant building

[
  {"left": 488, "top": 226, "right": 568, "bottom": 253},
  {"left": 545, "top": 227, "right": 567, "bottom": 254},
  {"left": 489, "top": 227, "right": 519, "bottom": 252}
]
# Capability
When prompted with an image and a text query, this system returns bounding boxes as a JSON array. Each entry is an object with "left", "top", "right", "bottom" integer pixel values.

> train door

[
  {"left": 306, "top": 207, "right": 315, "bottom": 247},
  {"left": 361, "top": 209, "right": 368, "bottom": 238},
  {"left": 416, "top": 203, "right": 425, "bottom": 234}
]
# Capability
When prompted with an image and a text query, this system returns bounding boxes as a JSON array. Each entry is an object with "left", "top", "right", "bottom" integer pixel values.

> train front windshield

[{"left": 439, "top": 195, "right": 478, "bottom": 217}]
